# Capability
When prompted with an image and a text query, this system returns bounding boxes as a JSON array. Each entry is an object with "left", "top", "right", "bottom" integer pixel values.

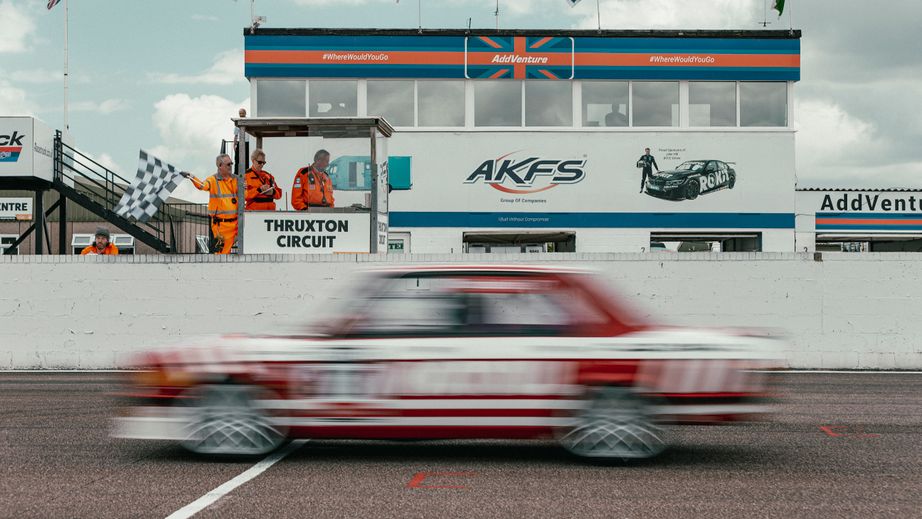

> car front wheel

[
  {"left": 685, "top": 180, "right": 700, "bottom": 200},
  {"left": 176, "top": 384, "right": 288, "bottom": 456},
  {"left": 557, "top": 386, "right": 667, "bottom": 461}
]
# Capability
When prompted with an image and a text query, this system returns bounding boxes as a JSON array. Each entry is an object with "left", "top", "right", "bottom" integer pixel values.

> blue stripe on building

[{"left": 390, "top": 212, "right": 795, "bottom": 229}]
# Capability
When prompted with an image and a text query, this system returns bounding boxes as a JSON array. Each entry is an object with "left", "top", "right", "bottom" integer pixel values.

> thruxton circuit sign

[{"left": 242, "top": 212, "right": 371, "bottom": 254}]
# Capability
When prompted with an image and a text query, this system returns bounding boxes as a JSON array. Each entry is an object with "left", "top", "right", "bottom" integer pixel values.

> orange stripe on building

[
  {"left": 478, "top": 36, "right": 503, "bottom": 49},
  {"left": 538, "top": 69, "right": 558, "bottom": 79},
  {"left": 530, "top": 37, "right": 553, "bottom": 49},
  {"left": 574, "top": 53, "right": 800, "bottom": 68},
  {"left": 816, "top": 218, "right": 922, "bottom": 226},
  {"left": 246, "top": 50, "right": 465, "bottom": 66},
  {"left": 489, "top": 69, "right": 508, "bottom": 79}
]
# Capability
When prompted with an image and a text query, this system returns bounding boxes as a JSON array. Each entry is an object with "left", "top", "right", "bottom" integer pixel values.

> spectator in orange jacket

[
  {"left": 245, "top": 149, "right": 281, "bottom": 211},
  {"left": 182, "top": 154, "right": 238, "bottom": 254},
  {"left": 81, "top": 227, "right": 119, "bottom": 255},
  {"left": 291, "top": 149, "right": 335, "bottom": 210}
]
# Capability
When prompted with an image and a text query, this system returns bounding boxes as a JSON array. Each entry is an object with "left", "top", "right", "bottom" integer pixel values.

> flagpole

[
  {"left": 495, "top": 0, "right": 499, "bottom": 30},
  {"left": 596, "top": 0, "right": 601, "bottom": 32},
  {"left": 64, "top": 0, "right": 69, "bottom": 131},
  {"left": 789, "top": 0, "right": 794, "bottom": 31}
]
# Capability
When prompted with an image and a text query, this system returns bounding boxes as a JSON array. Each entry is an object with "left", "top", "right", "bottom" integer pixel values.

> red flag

[{"left": 47, "top": 0, "right": 62, "bottom": 10}]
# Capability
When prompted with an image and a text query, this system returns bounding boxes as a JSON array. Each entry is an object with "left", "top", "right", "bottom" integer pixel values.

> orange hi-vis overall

[
  {"left": 191, "top": 173, "right": 238, "bottom": 254},
  {"left": 244, "top": 168, "right": 282, "bottom": 211},
  {"left": 80, "top": 243, "right": 119, "bottom": 255},
  {"left": 291, "top": 166, "right": 335, "bottom": 210}
]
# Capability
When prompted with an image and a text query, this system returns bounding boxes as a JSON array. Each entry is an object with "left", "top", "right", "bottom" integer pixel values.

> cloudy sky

[{"left": 1, "top": 0, "right": 920, "bottom": 202}]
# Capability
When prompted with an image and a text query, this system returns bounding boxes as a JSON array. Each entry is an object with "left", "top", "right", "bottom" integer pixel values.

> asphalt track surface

[{"left": 2, "top": 372, "right": 921, "bottom": 519}]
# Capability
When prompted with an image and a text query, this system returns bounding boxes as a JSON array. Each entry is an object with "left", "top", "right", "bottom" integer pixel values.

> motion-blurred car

[
  {"left": 645, "top": 160, "right": 736, "bottom": 200},
  {"left": 113, "top": 266, "right": 782, "bottom": 461}
]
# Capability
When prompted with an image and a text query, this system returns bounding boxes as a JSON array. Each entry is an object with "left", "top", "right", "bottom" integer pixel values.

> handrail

[
  {"left": 51, "top": 133, "right": 211, "bottom": 253},
  {"left": 60, "top": 140, "right": 133, "bottom": 186}
]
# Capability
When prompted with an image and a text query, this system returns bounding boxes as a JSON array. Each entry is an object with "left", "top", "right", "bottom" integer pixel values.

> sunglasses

[
  {"left": 255, "top": 160, "right": 266, "bottom": 165},
  {"left": 222, "top": 162, "right": 234, "bottom": 167}
]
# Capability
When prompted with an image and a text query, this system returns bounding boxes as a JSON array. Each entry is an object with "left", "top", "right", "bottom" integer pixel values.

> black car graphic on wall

[{"left": 644, "top": 160, "right": 736, "bottom": 200}]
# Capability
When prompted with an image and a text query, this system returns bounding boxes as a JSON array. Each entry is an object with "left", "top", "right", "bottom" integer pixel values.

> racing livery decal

[{"left": 644, "top": 160, "right": 737, "bottom": 201}]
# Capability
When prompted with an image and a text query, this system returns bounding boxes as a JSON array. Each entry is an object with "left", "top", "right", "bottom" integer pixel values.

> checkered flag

[{"left": 114, "top": 150, "right": 184, "bottom": 223}]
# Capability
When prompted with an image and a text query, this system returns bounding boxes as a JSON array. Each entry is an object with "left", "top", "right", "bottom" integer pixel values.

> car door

[{"left": 299, "top": 271, "right": 600, "bottom": 438}]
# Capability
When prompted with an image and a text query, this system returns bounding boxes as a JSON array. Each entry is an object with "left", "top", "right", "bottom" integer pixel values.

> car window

[
  {"left": 340, "top": 272, "right": 596, "bottom": 337},
  {"left": 706, "top": 161, "right": 717, "bottom": 172},
  {"left": 348, "top": 290, "right": 467, "bottom": 336},
  {"left": 472, "top": 291, "right": 569, "bottom": 333}
]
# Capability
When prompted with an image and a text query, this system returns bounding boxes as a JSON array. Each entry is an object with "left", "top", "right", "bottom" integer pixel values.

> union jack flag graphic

[
  {"left": 465, "top": 36, "right": 574, "bottom": 80},
  {"left": 47, "top": 0, "right": 62, "bottom": 10}
]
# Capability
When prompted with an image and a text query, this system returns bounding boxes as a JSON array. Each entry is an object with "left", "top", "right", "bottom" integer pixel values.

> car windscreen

[{"left": 676, "top": 161, "right": 705, "bottom": 171}]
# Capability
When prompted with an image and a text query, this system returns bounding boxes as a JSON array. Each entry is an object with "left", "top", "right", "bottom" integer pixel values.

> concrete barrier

[{"left": 1, "top": 252, "right": 920, "bottom": 369}]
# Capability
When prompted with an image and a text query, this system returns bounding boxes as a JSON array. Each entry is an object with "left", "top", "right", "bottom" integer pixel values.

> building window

[
  {"left": 581, "top": 81, "right": 629, "bottom": 127},
  {"left": 309, "top": 80, "right": 357, "bottom": 117},
  {"left": 71, "top": 234, "right": 93, "bottom": 254},
  {"left": 0, "top": 235, "right": 18, "bottom": 255},
  {"left": 111, "top": 234, "right": 135, "bottom": 255},
  {"left": 255, "top": 80, "right": 306, "bottom": 117},
  {"left": 632, "top": 81, "right": 679, "bottom": 127},
  {"left": 689, "top": 82, "right": 737, "bottom": 127},
  {"left": 418, "top": 80, "right": 464, "bottom": 127},
  {"left": 740, "top": 82, "right": 787, "bottom": 127},
  {"left": 525, "top": 81, "right": 572, "bottom": 127},
  {"left": 367, "top": 80, "right": 414, "bottom": 127},
  {"left": 474, "top": 80, "right": 522, "bottom": 127}
]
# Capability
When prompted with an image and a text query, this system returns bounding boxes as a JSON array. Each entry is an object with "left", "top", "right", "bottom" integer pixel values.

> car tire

[
  {"left": 557, "top": 386, "right": 667, "bottom": 461},
  {"left": 176, "top": 384, "right": 288, "bottom": 457},
  {"left": 685, "top": 180, "right": 700, "bottom": 200}
]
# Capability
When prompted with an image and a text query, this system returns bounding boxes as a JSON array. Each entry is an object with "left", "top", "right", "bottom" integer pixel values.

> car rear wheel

[
  {"left": 177, "top": 384, "right": 288, "bottom": 456},
  {"left": 685, "top": 180, "right": 700, "bottom": 200},
  {"left": 558, "top": 386, "right": 667, "bottom": 461},
  {"left": 728, "top": 174, "right": 736, "bottom": 189}
]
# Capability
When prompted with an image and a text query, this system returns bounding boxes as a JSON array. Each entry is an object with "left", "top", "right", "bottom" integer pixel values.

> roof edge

[{"left": 245, "top": 27, "right": 801, "bottom": 39}]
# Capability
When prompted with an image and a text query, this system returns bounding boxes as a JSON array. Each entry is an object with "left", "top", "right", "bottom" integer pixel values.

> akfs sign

[{"left": 465, "top": 152, "right": 586, "bottom": 194}]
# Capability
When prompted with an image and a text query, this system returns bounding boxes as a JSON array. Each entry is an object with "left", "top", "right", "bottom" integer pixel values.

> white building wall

[{"left": 2, "top": 253, "right": 921, "bottom": 370}]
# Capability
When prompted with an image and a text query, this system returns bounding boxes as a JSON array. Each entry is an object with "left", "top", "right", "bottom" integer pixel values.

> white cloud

[
  {"left": 93, "top": 153, "right": 126, "bottom": 176},
  {"left": 9, "top": 68, "right": 59, "bottom": 84},
  {"left": 191, "top": 14, "right": 220, "bottom": 22},
  {"left": 291, "top": 0, "right": 404, "bottom": 5},
  {"left": 0, "top": 0, "right": 36, "bottom": 53},
  {"left": 796, "top": 99, "right": 874, "bottom": 164},
  {"left": 154, "top": 50, "right": 243, "bottom": 85},
  {"left": 572, "top": 0, "right": 760, "bottom": 30},
  {"left": 794, "top": 98, "right": 922, "bottom": 188},
  {"left": 71, "top": 98, "right": 130, "bottom": 114},
  {"left": 0, "top": 79, "right": 36, "bottom": 115},
  {"left": 150, "top": 93, "right": 250, "bottom": 203}
]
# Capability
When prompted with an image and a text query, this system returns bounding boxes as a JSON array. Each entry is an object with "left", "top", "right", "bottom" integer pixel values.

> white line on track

[
  {"left": 758, "top": 370, "right": 922, "bottom": 374},
  {"left": 164, "top": 439, "right": 308, "bottom": 519},
  {"left": 6, "top": 369, "right": 922, "bottom": 374}
]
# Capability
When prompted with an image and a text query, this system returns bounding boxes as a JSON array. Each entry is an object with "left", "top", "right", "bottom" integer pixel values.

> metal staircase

[{"left": 52, "top": 134, "right": 175, "bottom": 253}]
